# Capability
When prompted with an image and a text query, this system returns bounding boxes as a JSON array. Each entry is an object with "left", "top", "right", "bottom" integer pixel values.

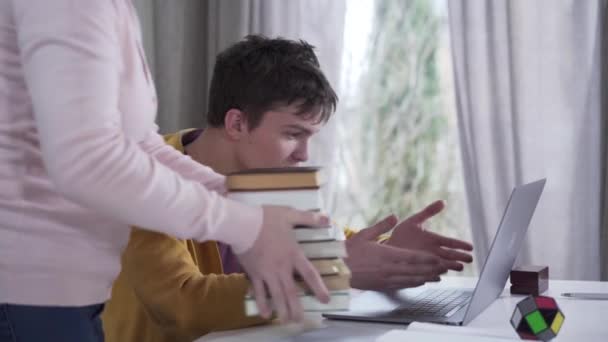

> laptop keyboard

[{"left": 393, "top": 289, "right": 471, "bottom": 318}]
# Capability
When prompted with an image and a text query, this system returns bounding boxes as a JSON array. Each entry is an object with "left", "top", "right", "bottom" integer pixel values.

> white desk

[{"left": 198, "top": 277, "right": 608, "bottom": 342}]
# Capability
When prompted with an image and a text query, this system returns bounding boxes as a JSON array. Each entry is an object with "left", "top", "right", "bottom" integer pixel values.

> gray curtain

[
  {"left": 449, "top": 0, "right": 604, "bottom": 280},
  {"left": 600, "top": 0, "right": 608, "bottom": 281},
  {"left": 132, "top": 0, "right": 211, "bottom": 132},
  {"left": 132, "top": 0, "right": 345, "bottom": 134}
]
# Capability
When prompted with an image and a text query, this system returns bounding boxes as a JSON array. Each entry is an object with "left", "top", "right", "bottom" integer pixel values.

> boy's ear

[{"left": 224, "top": 109, "right": 248, "bottom": 140}]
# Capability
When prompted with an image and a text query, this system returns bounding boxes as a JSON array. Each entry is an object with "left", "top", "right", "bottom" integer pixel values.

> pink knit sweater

[{"left": 0, "top": 0, "right": 262, "bottom": 306}]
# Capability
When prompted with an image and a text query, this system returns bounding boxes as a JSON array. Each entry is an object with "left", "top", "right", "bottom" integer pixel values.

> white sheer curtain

[
  {"left": 132, "top": 0, "right": 346, "bottom": 205},
  {"left": 449, "top": 0, "right": 604, "bottom": 280}
]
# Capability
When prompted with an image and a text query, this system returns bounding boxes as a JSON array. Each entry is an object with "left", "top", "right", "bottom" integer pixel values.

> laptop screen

[{"left": 462, "top": 179, "right": 546, "bottom": 325}]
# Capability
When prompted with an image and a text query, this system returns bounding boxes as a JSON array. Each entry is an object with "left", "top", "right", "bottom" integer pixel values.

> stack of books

[{"left": 226, "top": 167, "right": 351, "bottom": 315}]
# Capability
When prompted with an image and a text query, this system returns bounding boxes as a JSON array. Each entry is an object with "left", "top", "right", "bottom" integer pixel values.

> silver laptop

[{"left": 324, "top": 179, "right": 546, "bottom": 326}]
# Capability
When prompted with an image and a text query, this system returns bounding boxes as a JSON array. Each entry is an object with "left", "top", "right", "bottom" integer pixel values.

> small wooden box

[{"left": 510, "top": 265, "right": 549, "bottom": 295}]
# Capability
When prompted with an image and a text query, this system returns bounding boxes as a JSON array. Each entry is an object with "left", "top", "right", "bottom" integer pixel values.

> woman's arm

[{"left": 138, "top": 129, "right": 227, "bottom": 194}]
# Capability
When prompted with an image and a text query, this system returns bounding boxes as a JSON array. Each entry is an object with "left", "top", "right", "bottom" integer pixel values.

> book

[
  {"left": 376, "top": 322, "right": 520, "bottom": 341},
  {"left": 309, "top": 258, "right": 347, "bottom": 276},
  {"left": 245, "top": 291, "right": 350, "bottom": 316},
  {"left": 226, "top": 167, "right": 324, "bottom": 191},
  {"left": 228, "top": 188, "right": 323, "bottom": 211},
  {"left": 293, "top": 226, "right": 336, "bottom": 242},
  {"left": 297, "top": 260, "right": 351, "bottom": 291},
  {"left": 197, "top": 318, "right": 326, "bottom": 340},
  {"left": 376, "top": 330, "right": 520, "bottom": 342},
  {"left": 300, "top": 240, "right": 347, "bottom": 259}
]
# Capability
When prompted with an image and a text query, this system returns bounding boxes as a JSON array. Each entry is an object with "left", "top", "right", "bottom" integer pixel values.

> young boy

[{"left": 102, "top": 35, "right": 473, "bottom": 342}]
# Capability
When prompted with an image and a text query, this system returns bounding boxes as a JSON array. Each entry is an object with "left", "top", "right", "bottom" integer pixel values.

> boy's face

[{"left": 234, "top": 105, "right": 323, "bottom": 170}]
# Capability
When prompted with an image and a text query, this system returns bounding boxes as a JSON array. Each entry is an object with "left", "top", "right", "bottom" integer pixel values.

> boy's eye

[{"left": 285, "top": 132, "right": 303, "bottom": 139}]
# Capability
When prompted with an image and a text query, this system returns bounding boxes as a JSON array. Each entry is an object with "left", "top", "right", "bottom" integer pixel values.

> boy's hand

[
  {"left": 346, "top": 216, "right": 447, "bottom": 290},
  {"left": 386, "top": 201, "right": 473, "bottom": 271}
]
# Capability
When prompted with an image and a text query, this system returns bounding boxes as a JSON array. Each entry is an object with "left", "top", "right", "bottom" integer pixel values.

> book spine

[{"left": 244, "top": 293, "right": 351, "bottom": 316}]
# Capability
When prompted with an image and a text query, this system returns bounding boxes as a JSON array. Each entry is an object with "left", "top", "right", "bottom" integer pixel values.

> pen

[{"left": 561, "top": 292, "right": 608, "bottom": 300}]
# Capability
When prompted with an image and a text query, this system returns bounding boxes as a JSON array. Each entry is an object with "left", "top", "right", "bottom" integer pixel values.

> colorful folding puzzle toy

[{"left": 510, "top": 296, "right": 564, "bottom": 340}]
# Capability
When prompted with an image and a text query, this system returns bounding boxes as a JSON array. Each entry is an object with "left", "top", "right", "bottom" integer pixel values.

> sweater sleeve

[
  {"left": 139, "top": 129, "right": 227, "bottom": 194},
  {"left": 11, "top": 0, "right": 261, "bottom": 252},
  {"left": 122, "top": 228, "right": 269, "bottom": 340}
]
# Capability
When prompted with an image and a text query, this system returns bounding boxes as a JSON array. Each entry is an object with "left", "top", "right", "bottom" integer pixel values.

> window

[{"left": 330, "top": 0, "right": 474, "bottom": 275}]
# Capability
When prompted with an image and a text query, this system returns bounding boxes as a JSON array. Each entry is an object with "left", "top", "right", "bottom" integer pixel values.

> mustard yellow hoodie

[{"left": 102, "top": 130, "right": 268, "bottom": 342}]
